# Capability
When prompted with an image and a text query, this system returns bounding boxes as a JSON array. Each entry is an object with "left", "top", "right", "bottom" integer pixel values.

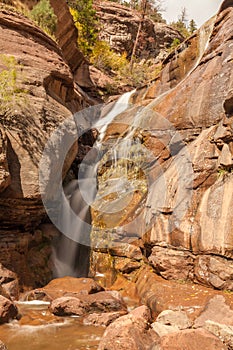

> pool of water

[{"left": 0, "top": 302, "right": 104, "bottom": 350}]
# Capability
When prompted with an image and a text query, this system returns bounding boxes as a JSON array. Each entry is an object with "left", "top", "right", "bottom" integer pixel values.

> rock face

[
  {"left": 49, "top": 0, "right": 98, "bottom": 97},
  {"left": 0, "top": 8, "right": 89, "bottom": 287},
  {"left": 95, "top": 1, "right": 183, "bottom": 61},
  {"left": 92, "top": 0, "right": 233, "bottom": 290}
]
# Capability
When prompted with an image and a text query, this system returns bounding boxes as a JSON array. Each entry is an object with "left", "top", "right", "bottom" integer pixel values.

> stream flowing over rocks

[{"left": 0, "top": 0, "right": 233, "bottom": 349}]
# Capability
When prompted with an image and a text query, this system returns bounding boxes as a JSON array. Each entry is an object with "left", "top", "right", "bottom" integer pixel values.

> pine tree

[
  {"left": 189, "top": 19, "right": 197, "bottom": 34},
  {"left": 171, "top": 7, "right": 189, "bottom": 38}
]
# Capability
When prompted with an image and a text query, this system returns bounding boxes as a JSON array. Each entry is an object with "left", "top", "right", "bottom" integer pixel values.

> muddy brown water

[{"left": 0, "top": 302, "right": 105, "bottom": 350}]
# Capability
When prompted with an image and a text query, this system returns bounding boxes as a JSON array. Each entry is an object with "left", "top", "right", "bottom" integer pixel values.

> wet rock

[
  {"left": 194, "top": 295, "right": 233, "bottom": 328},
  {"left": 50, "top": 296, "right": 86, "bottom": 317},
  {"left": 205, "top": 320, "right": 233, "bottom": 349},
  {"left": 148, "top": 247, "right": 194, "bottom": 281},
  {"left": 0, "top": 341, "right": 7, "bottom": 350},
  {"left": 152, "top": 329, "right": 227, "bottom": 350},
  {"left": 25, "top": 277, "right": 104, "bottom": 301},
  {"left": 98, "top": 306, "right": 158, "bottom": 350},
  {"left": 114, "top": 257, "right": 142, "bottom": 274},
  {"left": 82, "top": 291, "right": 127, "bottom": 313},
  {"left": 0, "top": 263, "right": 19, "bottom": 300},
  {"left": 83, "top": 310, "right": 127, "bottom": 327},
  {"left": 0, "top": 295, "right": 18, "bottom": 324},
  {"left": 156, "top": 310, "right": 192, "bottom": 330},
  {"left": 50, "top": 291, "right": 127, "bottom": 316},
  {"left": 109, "top": 243, "right": 143, "bottom": 260}
]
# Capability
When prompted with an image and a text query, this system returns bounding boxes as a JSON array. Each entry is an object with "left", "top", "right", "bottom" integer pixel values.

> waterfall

[
  {"left": 52, "top": 18, "right": 216, "bottom": 277},
  {"left": 52, "top": 90, "right": 135, "bottom": 278}
]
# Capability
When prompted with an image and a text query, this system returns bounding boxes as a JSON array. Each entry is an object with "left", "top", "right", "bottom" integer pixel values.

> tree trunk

[{"left": 130, "top": 0, "right": 147, "bottom": 72}]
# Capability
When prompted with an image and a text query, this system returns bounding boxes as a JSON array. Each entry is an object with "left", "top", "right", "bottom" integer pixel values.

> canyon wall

[
  {"left": 0, "top": 6, "right": 89, "bottom": 288},
  {"left": 92, "top": 0, "right": 233, "bottom": 291}
]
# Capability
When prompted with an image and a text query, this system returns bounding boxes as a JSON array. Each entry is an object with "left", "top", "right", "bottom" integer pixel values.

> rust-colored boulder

[
  {"left": 50, "top": 291, "right": 127, "bottom": 316},
  {"left": 24, "top": 277, "right": 104, "bottom": 301},
  {"left": 98, "top": 305, "right": 158, "bottom": 350},
  {"left": 50, "top": 296, "right": 86, "bottom": 317}
]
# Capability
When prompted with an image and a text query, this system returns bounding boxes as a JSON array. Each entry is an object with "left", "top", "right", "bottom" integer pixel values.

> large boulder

[
  {"left": 50, "top": 291, "right": 127, "bottom": 316},
  {"left": 156, "top": 310, "right": 192, "bottom": 330},
  {"left": 24, "top": 277, "right": 104, "bottom": 301},
  {"left": 98, "top": 305, "right": 158, "bottom": 350}
]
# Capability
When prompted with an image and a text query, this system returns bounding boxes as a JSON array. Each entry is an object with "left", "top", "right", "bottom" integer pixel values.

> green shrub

[
  {"left": 69, "top": 0, "right": 97, "bottom": 56},
  {"left": 90, "top": 40, "right": 162, "bottom": 89},
  {"left": 0, "top": 55, "right": 27, "bottom": 117},
  {"left": 169, "top": 38, "right": 181, "bottom": 51},
  {"left": 30, "top": 0, "right": 57, "bottom": 36},
  {"left": 90, "top": 41, "right": 128, "bottom": 72}
]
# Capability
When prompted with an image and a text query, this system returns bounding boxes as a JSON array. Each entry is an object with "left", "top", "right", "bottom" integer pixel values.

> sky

[{"left": 162, "top": 0, "right": 223, "bottom": 27}]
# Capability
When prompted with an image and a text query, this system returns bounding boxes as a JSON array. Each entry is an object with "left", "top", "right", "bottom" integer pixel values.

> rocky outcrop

[
  {"left": 92, "top": 0, "right": 233, "bottom": 290},
  {"left": 94, "top": 1, "right": 183, "bottom": 61}
]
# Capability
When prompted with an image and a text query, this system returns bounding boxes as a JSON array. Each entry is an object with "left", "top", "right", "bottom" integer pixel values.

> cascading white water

[{"left": 52, "top": 90, "right": 136, "bottom": 278}]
